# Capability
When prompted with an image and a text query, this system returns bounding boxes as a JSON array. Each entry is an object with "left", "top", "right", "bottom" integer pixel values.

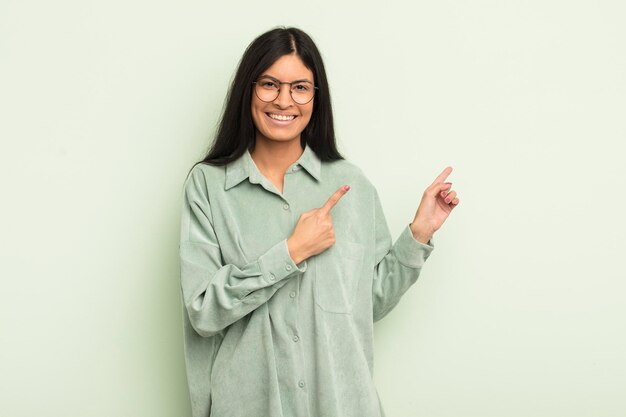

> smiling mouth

[{"left": 266, "top": 113, "right": 297, "bottom": 121}]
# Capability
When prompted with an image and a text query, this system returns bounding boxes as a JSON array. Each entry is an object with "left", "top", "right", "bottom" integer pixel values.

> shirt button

[
  {"left": 292, "top": 335, "right": 299, "bottom": 342},
  {"left": 269, "top": 273, "right": 276, "bottom": 281},
  {"left": 298, "top": 380, "right": 305, "bottom": 388},
  {"left": 285, "top": 264, "right": 292, "bottom": 271},
  {"left": 283, "top": 203, "right": 290, "bottom": 210},
  {"left": 289, "top": 292, "right": 296, "bottom": 298}
]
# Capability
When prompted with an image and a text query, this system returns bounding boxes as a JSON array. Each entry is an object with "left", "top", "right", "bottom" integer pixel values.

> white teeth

[{"left": 268, "top": 113, "right": 295, "bottom": 121}]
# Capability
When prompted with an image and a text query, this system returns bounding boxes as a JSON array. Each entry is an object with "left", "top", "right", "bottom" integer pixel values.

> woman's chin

[{"left": 257, "top": 130, "right": 302, "bottom": 143}]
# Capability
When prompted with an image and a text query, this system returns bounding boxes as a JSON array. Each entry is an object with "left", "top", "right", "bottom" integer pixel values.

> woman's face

[{"left": 251, "top": 54, "right": 315, "bottom": 146}]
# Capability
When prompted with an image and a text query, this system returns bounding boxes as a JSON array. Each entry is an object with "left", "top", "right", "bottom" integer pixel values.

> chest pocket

[{"left": 314, "top": 240, "right": 366, "bottom": 314}]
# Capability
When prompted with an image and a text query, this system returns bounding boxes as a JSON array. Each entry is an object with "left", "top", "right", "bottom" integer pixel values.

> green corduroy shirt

[{"left": 179, "top": 143, "right": 434, "bottom": 417}]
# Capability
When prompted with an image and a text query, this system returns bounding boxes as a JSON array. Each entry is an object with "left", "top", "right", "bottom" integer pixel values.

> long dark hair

[{"left": 187, "top": 26, "right": 344, "bottom": 178}]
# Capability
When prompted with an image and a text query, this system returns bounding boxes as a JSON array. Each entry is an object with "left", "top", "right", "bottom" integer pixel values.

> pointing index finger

[
  {"left": 432, "top": 166, "right": 453, "bottom": 185},
  {"left": 319, "top": 185, "right": 350, "bottom": 215}
]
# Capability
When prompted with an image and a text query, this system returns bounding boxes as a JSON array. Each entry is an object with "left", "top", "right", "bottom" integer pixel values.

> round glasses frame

[{"left": 252, "top": 78, "right": 319, "bottom": 105}]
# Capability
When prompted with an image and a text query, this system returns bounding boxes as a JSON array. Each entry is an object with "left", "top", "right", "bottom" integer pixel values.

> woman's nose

[{"left": 274, "top": 84, "right": 294, "bottom": 107}]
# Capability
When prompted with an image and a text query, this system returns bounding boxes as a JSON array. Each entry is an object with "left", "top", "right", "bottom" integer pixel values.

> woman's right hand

[{"left": 287, "top": 185, "right": 351, "bottom": 264}]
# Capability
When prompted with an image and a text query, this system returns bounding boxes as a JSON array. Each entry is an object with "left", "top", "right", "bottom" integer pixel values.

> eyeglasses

[{"left": 252, "top": 76, "right": 318, "bottom": 105}]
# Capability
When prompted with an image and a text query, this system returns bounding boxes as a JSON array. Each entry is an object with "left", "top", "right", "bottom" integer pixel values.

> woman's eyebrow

[
  {"left": 258, "top": 74, "right": 279, "bottom": 82},
  {"left": 259, "top": 74, "right": 313, "bottom": 84}
]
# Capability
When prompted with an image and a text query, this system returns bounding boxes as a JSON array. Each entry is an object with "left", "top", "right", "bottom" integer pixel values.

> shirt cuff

[
  {"left": 392, "top": 224, "right": 435, "bottom": 268},
  {"left": 258, "top": 238, "right": 308, "bottom": 284}
]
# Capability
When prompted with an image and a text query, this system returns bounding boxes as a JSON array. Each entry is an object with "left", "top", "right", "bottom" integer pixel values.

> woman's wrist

[
  {"left": 287, "top": 237, "right": 305, "bottom": 264},
  {"left": 409, "top": 222, "right": 432, "bottom": 245}
]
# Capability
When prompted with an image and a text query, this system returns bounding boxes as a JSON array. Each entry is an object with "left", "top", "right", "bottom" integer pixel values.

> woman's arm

[
  {"left": 371, "top": 187, "right": 435, "bottom": 322},
  {"left": 371, "top": 166, "right": 459, "bottom": 322},
  {"left": 179, "top": 168, "right": 306, "bottom": 338}
]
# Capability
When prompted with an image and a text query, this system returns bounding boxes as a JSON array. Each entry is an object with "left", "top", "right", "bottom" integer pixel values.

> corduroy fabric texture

[{"left": 179, "top": 144, "right": 434, "bottom": 417}]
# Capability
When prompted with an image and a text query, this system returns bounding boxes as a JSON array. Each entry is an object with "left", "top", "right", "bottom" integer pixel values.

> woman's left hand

[{"left": 410, "top": 166, "right": 460, "bottom": 244}]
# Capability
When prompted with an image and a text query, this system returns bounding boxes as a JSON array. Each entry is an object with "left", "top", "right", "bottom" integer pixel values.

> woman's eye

[
  {"left": 261, "top": 81, "right": 277, "bottom": 88},
  {"left": 294, "top": 84, "right": 309, "bottom": 92}
]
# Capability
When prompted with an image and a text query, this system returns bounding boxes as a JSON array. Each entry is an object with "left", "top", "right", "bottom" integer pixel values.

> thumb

[{"left": 429, "top": 182, "right": 452, "bottom": 198}]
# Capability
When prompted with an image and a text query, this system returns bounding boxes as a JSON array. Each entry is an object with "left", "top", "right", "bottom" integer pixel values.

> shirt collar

[{"left": 225, "top": 143, "right": 322, "bottom": 191}]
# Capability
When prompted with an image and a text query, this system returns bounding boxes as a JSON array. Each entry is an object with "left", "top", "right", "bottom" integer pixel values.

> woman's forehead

[{"left": 260, "top": 54, "right": 314, "bottom": 82}]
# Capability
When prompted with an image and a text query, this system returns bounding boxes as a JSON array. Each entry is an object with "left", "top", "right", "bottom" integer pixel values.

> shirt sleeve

[
  {"left": 179, "top": 167, "right": 307, "bottom": 338},
  {"left": 371, "top": 187, "right": 435, "bottom": 322}
]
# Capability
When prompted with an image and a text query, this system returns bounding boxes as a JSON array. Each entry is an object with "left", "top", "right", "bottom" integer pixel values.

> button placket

[{"left": 278, "top": 192, "right": 308, "bottom": 399}]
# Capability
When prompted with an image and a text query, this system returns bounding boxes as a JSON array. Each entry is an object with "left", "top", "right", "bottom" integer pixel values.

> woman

[{"left": 179, "top": 26, "right": 459, "bottom": 417}]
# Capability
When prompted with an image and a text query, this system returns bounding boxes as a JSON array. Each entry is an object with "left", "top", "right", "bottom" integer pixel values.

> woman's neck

[{"left": 249, "top": 136, "right": 304, "bottom": 178}]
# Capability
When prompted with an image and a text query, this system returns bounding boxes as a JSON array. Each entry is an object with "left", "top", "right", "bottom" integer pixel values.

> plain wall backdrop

[{"left": 1, "top": 0, "right": 625, "bottom": 416}]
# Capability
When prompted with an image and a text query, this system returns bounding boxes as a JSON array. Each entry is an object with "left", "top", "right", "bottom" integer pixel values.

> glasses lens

[
  {"left": 291, "top": 82, "right": 315, "bottom": 104},
  {"left": 255, "top": 78, "right": 279, "bottom": 102}
]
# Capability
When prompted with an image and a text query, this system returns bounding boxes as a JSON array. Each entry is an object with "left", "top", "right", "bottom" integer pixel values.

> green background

[{"left": 1, "top": 0, "right": 624, "bottom": 415}]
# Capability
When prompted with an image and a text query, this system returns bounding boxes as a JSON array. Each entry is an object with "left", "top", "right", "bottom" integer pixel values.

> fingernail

[{"left": 343, "top": 185, "right": 350, "bottom": 191}]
